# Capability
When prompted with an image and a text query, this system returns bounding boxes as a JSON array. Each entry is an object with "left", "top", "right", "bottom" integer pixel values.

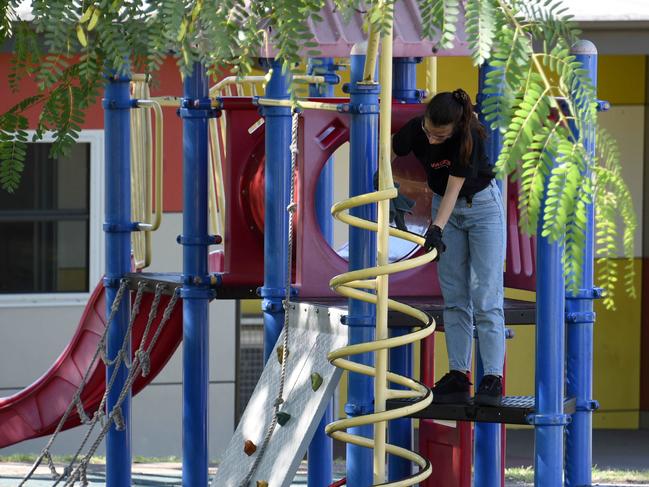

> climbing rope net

[{"left": 18, "top": 280, "right": 180, "bottom": 487}]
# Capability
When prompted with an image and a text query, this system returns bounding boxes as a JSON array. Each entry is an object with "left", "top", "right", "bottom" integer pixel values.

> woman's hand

[{"left": 424, "top": 224, "right": 446, "bottom": 261}]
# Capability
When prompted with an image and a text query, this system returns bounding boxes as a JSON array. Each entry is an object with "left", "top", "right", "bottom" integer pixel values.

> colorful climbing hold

[
  {"left": 276, "top": 411, "right": 291, "bottom": 426},
  {"left": 277, "top": 345, "right": 289, "bottom": 364},
  {"left": 311, "top": 372, "right": 323, "bottom": 391},
  {"left": 244, "top": 439, "right": 257, "bottom": 456},
  {"left": 257, "top": 481, "right": 269, "bottom": 487}
]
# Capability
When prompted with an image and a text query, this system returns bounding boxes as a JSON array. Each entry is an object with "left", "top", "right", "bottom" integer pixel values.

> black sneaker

[
  {"left": 432, "top": 370, "right": 471, "bottom": 404},
  {"left": 474, "top": 375, "right": 503, "bottom": 406}
]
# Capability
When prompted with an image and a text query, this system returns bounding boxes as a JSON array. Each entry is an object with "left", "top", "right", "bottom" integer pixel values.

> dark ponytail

[{"left": 424, "top": 88, "right": 486, "bottom": 167}]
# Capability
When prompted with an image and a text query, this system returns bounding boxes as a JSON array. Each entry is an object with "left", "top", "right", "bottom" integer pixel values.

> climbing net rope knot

[
  {"left": 74, "top": 396, "right": 92, "bottom": 425},
  {"left": 136, "top": 349, "right": 151, "bottom": 377}
]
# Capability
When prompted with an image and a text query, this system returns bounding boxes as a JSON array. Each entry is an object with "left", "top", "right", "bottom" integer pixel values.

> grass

[
  {"left": 2, "top": 455, "right": 647, "bottom": 484},
  {"left": 506, "top": 466, "right": 649, "bottom": 484},
  {"left": 0, "top": 454, "right": 180, "bottom": 465}
]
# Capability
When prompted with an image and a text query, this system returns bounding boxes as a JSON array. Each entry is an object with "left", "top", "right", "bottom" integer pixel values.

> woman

[{"left": 392, "top": 89, "right": 505, "bottom": 406}]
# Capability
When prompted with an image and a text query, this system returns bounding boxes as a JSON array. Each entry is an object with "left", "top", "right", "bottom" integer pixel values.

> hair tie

[{"left": 452, "top": 89, "right": 468, "bottom": 104}]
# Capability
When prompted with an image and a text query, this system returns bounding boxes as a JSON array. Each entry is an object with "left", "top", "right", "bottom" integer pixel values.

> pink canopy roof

[{"left": 271, "top": 0, "right": 471, "bottom": 57}]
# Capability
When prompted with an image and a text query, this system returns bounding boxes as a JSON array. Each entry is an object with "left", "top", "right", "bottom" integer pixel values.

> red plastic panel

[
  {"left": 0, "top": 281, "right": 183, "bottom": 447},
  {"left": 209, "top": 99, "right": 267, "bottom": 288},
  {"left": 504, "top": 180, "right": 536, "bottom": 291},
  {"left": 210, "top": 98, "right": 441, "bottom": 298},
  {"left": 420, "top": 422, "right": 472, "bottom": 487},
  {"left": 419, "top": 333, "right": 472, "bottom": 487},
  {"left": 296, "top": 101, "right": 441, "bottom": 297}
]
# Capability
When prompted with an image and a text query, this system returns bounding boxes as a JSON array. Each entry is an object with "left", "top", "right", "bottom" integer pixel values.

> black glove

[
  {"left": 373, "top": 172, "right": 416, "bottom": 232},
  {"left": 423, "top": 224, "right": 446, "bottom": 261}
]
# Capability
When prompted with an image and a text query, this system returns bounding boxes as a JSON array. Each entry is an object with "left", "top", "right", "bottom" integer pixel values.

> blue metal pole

[
  {"left": 392, "top": 57, "right": 423, "bottom": 104},
  {"left": 474, "top": 62, "right": 503, "bottom": 487},
  {"left": 387, "top": 56, "right": 421, "bottom": 482},
  {"left": 180, "top": 63, "right": 212, "bottom": 487},
  {"left": 104, "top": 70, "right": 132, "bottom": 487},
  {"left": 387, "top": 329, "right": 412, "bottom": 480},
  {"left": 565, "top": 39, "right": 598, "bottom": 487},
  {"left": 308, "top": 57, "right": 336, "bottom": 487},
  {"left": 533, "top": 109, "right": 568, "bottom": 486},
  {"left": 260, "top": 59, "right": 292, "bottom": 361},
  {"left": 533, "top": 231, "right": 566, "bottom": 486},
  {"left": 474, "top": 341, "right": 502, "bottom": 487},
  {"left": 344, "top": 43, "right": 379, "bottom": 487}
]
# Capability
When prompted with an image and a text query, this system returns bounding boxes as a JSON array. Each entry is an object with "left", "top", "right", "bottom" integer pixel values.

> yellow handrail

[
  {"left": 254, "top": 97, "right": 342, "bottom": 112},
  {"left": 136, "top": 99, "right": 164, "bottom": 233},
  {"left": 149, "top": 96, "right": 183, "bottom": 107},
  {"left": 208, "top": 115, "right": 226, "bottom": 239},
  {"left": 209, "top": 75, "right": 270, "bottom": 96},
  {"left": 130, "top": 78, "right": 149, "bottom": 269},
  {"left": 209, "top": 73, "right": 328, "bottom": 97},
  {"left": 129, "top": 76, "right": 164, "bottom": 269}
]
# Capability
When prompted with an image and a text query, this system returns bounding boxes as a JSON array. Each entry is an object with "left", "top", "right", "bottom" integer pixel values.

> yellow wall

[
  {"left": 333, "top": 56, "right": 479, "bottom": 100},
  {"left": 500, "top": 260, "right": 643, "bottom": 429},
  {"left": 598, "top": 55, "right": 646, "bottom": 105},
  {"left": 592, "top": 259, "right": 643, "bottom": 428},
  {"left": 240, "top": 299, "right": 262, "bottom": 315},
  {"left": 417, "top": 57, "right": 479, "bottom": 98}
]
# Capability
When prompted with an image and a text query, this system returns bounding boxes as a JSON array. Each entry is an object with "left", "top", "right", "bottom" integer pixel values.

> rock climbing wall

[{"left": 213, "top": 302, "right": 348, "bottom": 487}]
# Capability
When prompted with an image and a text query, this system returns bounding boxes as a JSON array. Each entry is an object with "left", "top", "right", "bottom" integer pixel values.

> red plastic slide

[{"left": 0, "top": 280, "right": 183, "bottom": 448}]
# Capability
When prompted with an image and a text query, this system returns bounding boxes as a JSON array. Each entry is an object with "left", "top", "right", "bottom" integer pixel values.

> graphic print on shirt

[{"left": 430, "top": 159, "right": 451, "bottom": 170}]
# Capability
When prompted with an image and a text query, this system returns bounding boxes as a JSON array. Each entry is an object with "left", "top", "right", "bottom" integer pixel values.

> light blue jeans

[{"left": 432, "top": 180, "right": 506, "bottom": 376}]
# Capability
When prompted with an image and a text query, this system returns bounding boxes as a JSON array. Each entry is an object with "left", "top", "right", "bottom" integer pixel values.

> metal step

[
  {"left": 124, "top": 272, "right": 182, "bottom": 295},
  {"left": 386, "top": 395, "right": 576, "bottom": 425}
]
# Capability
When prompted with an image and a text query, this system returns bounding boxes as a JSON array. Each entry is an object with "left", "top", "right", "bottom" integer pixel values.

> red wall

[{"left": 0, "top": 54, "right": 185, "bottom": 211}]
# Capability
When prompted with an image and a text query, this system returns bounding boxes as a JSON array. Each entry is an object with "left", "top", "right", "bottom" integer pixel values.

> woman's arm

[{"left": 433, "top": 175, "right": 464, "bottom": 229}]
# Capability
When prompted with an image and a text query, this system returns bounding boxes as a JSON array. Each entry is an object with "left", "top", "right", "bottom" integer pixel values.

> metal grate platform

[
  {"left": 386, "top": 395, "right": 576, "bottom": 425},
  {"left": 296, "top": 296, "right": 536, "bottom": 327},
  {"left": 123, "top": 272, "right": 258, "bottom": 299}
]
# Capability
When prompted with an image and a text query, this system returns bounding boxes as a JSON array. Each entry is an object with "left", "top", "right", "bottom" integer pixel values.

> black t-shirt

[{"left": 392, "top": 116, "right": 494, "bottom": 197}]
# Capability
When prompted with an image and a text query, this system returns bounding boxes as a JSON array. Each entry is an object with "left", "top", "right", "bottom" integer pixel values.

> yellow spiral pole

[
  {"left": 374, "top": 18, "right": 394, "bottom": 482},
  {"left": 325, "top": 16, "right": 437, "bottom": 487}
]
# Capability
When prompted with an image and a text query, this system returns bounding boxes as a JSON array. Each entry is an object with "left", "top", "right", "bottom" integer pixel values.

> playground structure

[{"left": 0, "top": 7, "right": 605, "bottom": 487}]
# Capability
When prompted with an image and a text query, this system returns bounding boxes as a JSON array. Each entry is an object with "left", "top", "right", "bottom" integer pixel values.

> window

[{"left": 0, "top": 131, "right": 103, "bottom": 306}]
